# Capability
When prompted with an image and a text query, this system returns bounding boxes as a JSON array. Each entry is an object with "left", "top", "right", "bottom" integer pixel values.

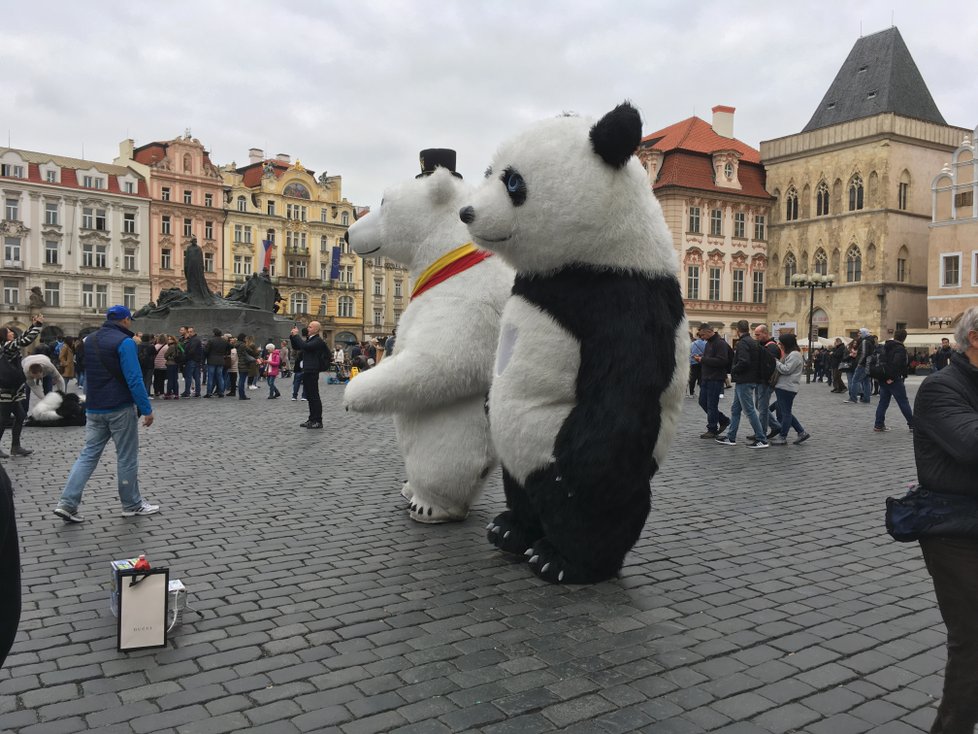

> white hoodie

[{"left": 21, "top": 354, "right": 66, "bottom": 400}]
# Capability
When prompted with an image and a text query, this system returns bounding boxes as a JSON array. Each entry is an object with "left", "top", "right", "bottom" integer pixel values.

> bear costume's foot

[
  {"left": 486, "top": 510, "right": 542, "bottom": 556},
  {"left": 401, "top": 481, "right": 413, "bottom": 502},
  {"left": 408, "top": 499, "right": 467, "bottom": 524},
  {"left": 526, "top": 538, "right": 615, "bottom": 585}
]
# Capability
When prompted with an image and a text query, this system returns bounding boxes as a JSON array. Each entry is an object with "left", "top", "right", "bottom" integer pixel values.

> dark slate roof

[{"left": 803, "top": 27, "right": 946, "bottom": 132}]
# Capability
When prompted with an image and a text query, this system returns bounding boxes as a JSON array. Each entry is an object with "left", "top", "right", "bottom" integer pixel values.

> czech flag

[{"left": 262, "top": 239, "right": 273, "bottom": 270}]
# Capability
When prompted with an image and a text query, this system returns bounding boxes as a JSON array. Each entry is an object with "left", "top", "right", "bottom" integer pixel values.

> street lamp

[{"left": 791, "top": 272, "right": 835, "bottom": 383}]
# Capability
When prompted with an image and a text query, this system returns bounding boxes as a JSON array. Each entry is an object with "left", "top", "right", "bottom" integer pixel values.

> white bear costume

[
  {"left": 344, "top": 155, "right": 513, "bottom": 523},
  {"left": 460, "top": 103, "right": 688, "bottom": 583}
]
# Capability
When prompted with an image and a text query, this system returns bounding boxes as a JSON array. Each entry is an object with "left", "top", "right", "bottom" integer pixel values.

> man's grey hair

[{"left": 955, "top": 306, "right": 978, "bottom": 350}]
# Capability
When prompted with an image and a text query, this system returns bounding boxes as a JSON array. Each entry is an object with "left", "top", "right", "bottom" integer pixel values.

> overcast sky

[{"left": 3, "top": 1, "right": 976, "bottom": 207}]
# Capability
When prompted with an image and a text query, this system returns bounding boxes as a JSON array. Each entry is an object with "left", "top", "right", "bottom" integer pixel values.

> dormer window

[
  {"left": 1, "top": 163, "right": 25, "bottom": 178},
  {"left": 82, "top": 175, "right": 104, "bottom": 189},
  {"left": 724, "top": 162, "right": 734, "bottom": 180}
]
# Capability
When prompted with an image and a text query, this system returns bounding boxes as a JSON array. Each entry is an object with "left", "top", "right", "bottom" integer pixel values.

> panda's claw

[
  {"left": 558, "top": 571, "right": 564, "bottom": 582},
  {"left": 524, "top": 548, "right": 534, "bottom": 557},
  {"left": 503, "top": 530, "right": 511, "bottom": 540},
  {"left": 486, "top": 522, "right": 494, "bottom": 530},
  {"left": 528, "top": 555, "right": 539, "bottom": 565},
  {"left": 541, "top": 562, "right": 550, "bottom": 573}
]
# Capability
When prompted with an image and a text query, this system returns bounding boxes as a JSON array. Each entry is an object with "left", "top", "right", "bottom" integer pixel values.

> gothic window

[
  {"left": 813, "top": 248, "right": 828, "bottom": 276},
  {"left": 783, "top": 252, "right": 797, "bottom": 286},
  {"left": 898, "top": 171, "right": 911, "bottom": 210},
  {"left": 846, "top": 245, "right": 862, "bottom": 282},
  {"left": 848, "top": 174, "right": 864, "bottom": 211},
  {"left": 785, "top": 187, "right": 799, "bottom": 221},
  {"left": 816, "top": 181, "right": 830, "bottom": 216}
]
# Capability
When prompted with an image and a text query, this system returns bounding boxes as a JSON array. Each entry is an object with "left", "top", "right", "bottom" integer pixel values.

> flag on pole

[
  {"left": 262, "top": 239, "right": 273, "bottom": 270},
  {"left": 330, "top": 246, "right": 341, "bottom": 280}
]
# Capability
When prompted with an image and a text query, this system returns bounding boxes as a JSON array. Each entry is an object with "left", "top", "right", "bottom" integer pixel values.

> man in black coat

[
  {"left": 716, "top": 320, "right": 769, "bottom": 448},
  {"left": 912, "top": 307, "right": 978, "bottom": 733},
  {"left": 291, "top": 321, "right": 329, "bottom": 429},
  {"left": 181, "top": 327, "right": 203, "bottom": 397},
  {"left": 202, "top": 329, "right": 228, "bottom": 398},
  {"left": 695, "top": 323, "right": 731, "bottom": 439},
  {"left": 872, "top": 329, "right": 913, "bottom": 432}
]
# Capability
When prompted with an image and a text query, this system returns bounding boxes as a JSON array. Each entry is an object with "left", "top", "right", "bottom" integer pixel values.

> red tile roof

[
  {"left": 238, "top": 159, "right": 315, "bottom": 188},
  {"left": 0, "top": 160, "right": 149, "bottom": 198},
  {"left": 653, "top": 151, "right": 772, "bottom": 200},
  {"left": 641, "top": 116, "right": 761, "bottom": 163}
]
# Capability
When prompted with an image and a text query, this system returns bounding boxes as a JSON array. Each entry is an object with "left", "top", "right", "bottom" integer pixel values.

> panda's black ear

[{"left": 590, "top": 102, "right": 642, "bottom": 169}]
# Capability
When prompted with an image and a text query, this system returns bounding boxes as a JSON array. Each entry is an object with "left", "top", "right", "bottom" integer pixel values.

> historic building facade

[
  {"left": 221, "top": 149, "right": 362, "bottom": 346},
  {"left": 638, "top": 106, "right": 773, "bottom": 337},
  {"left": 761, "top": 28, "right": 969, "bottom": 342},
  {"left": 1, "top": 147, "right": 150, "bottom": 335},
  {"left": 362, "top": 255, "right": 408, "bottom": 339},
  {"left": 929, "top": 126, "right": 978, "bottom": 333},
  {"left": 115, "top": 133, "right": 226, "bottom": 302}
]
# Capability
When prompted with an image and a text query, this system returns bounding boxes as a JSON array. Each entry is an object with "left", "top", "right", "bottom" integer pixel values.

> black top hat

[{"left": 417, "top": 148, "right": 463, "bottom": 179}]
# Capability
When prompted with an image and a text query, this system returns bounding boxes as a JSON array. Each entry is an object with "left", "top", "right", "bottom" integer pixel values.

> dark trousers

[
  {"left": 292, "top": 369, "right": 306, "bottom": 399},
  {"left": 183, "top": 360, "right": 200, "bottom": 396},
  {"left": 920, "top": 537, "right": 978, "bottom": 733},
  {"left": 238, "top": 371, "right": 248, "bottom": 398},
  {"left": 302, "top": 371, "right": 322, "bottom": 423},
  {"left": 227, "top": 373, "right": 238, "bottom": 394},
  {"left": 688, "top": 364, "right": 701, "bottom": 396},
  {"left": 832, "top": 367, "right": 846, "bottom": 391},
  {"left": 0, "top": 401, "right": 26, "bottom": 449},
  {"left": 698, "top": 378, "right": 728, "bottom": 433},
  {"left": 875, "top": 378, "right": 914, "bottom": 430},
  {"left": 773, "top": 388, "right": 804, "bottom": 437},
  {"left": 152, "top": 368, "right": 166, "bottom": 395},
  {"left": 165, "top": 365, "right": 180, "bottom": 395},
  {"left": 0, "top": 466, "right": 20, "bottom": 668}
]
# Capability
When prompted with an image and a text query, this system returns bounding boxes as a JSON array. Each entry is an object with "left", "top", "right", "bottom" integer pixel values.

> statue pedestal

[{"left": 133, "top": 307, "right": 296, "bottom": 342}]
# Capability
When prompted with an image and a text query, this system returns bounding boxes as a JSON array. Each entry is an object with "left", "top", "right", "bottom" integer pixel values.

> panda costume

[
  {"left": 460, "top": 103, "right": 687, "bottom": 584},
  {"left": 345, "top": 150, "right": 513, "bottom": 523}
]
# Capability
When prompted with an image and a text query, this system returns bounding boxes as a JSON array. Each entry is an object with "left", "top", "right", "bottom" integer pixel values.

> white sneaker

[
  {"left": 122, "top": 502, "right": 160, "bottom": 517},
  {"left": 248, "top": 385, "right": 259, "bottom": 390}
]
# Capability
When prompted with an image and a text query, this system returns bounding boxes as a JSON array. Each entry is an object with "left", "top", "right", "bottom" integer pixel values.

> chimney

[
  {"left": 118, "top": 139, "right": 135, "bottom": 161},
  {"left": 248, "top": 148, "right": 264, "bottom": 164},
  {"left": 276, "top": 153, "right": 291, "bottom": 164},
  {"left": 712, "top": 105, "right": 735, "bottom": 139}
]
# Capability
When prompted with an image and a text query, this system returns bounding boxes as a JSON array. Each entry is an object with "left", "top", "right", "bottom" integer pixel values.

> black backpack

[
  {"left": 0, "top": 352, "right": 25, "bottom": 391},
  {"left": 867, "top": 341, "right": 889, "bottom": 380},
  {"left": 757, "top": 341, "right": 778, "bottom": 383}
]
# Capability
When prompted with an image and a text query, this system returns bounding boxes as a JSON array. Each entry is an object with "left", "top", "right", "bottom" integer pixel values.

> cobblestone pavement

[{"left": 0, "top": 376, "right": 944, "bottom": 733}]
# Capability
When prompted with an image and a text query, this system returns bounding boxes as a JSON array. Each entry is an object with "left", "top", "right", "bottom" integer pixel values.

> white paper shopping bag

[{"left": 116, "top": 568, "right": 169, "bottom": 651}]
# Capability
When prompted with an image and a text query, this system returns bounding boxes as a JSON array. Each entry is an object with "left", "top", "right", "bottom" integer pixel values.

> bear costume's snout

[{"left": 459, "top": 206, "right": 475, "bottom": 224}]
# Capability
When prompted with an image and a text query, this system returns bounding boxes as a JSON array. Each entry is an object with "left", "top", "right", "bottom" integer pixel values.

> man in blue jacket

[{"left": 53, "top": 305, "right": 157, "bottom": 523}]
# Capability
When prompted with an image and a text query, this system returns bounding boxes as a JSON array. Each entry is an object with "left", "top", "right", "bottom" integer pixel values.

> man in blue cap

[{"left": 53, "top": 305, "right": 158, "bottom": 523}]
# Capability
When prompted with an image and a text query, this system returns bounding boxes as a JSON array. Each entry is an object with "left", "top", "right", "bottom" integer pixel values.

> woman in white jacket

[{"left": 769, "top": 333, "right": 811, "bottom": 446}]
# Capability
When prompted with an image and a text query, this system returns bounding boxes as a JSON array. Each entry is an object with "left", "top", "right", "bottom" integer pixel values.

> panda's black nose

[{"left": 459, "top": 206, "right": 475, "bottom": 224}]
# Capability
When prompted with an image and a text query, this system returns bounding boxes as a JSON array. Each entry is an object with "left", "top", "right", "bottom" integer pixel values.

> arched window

[
  {"left": 183, "top": 153, "right": 192, "bottom": 173},
  {"left": 290, "top": 292, "right": 308, "bottom": 314},
  {"left": 898, "top": 171, "right": 910, "bottom": 210},
  {"left": 783, "top": 252, "right": 797, "bottom": 286},
  {"left": 338, "top": 295, "right": 354, "bottom": 318},
  {"left": 846, "top": 245, "right": 862, "bottom": 282},
  {"left": 848, "top": 174, "right": 864, "bottom": 211},
  {"left": 816, "top": 181, "right": 830, "bottom": 216},
  {"left": 319, "top": 293, "right": 328, "bottom": 315},
  {"left": 236, "top": 195, "right": 247, "bottom": 212},
  {"left": 813, "top": 248, "right": 828, "bottom": 276},
  {"left": 341, "top": 211, "right": 350, "bottom": 226},
  {"left": 785, "top": 187, "right": 799, "bottom": 221},
  {"left": 896, "top": 245, "right": 909, "bottom": 282}
]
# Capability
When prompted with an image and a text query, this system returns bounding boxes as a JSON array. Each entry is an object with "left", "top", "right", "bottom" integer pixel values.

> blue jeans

[
  {"left": 755, "top": 383, "right": 780, "bottom": 436},
  {"left": 875, "top": 379, "right": 914, "bottom": 429},
  {"left": 77, "top": 371, "right": 85, "bottom": 390},
  {"left": 726, "top": 383, "right": 766, "bottom": 442},
  {"left": 166, "top": 365, "right": 180, "bottom": 395},
  {"left": 774, "top": 388, "right": 805, "bottom": 438},
  {"left": 849, "top": 365, "right": 871, "bottom": 402},
  {"left": 58, "top": 406, "right": 143, "bottom": 512},
  {"left": 698, "top": 379, "right": 728, "bottom": 433},
  {"left": 206, "top": 365, "right": 225, "bottom": 395},
  {"left": 267, "top": 375, "right": 280, "bottom": 398},
  {"left": 183, "top": 360, "right": 200, "bottom": 396},
  {"left": 292, "top": 369, "right": 306, "bottom": 399}
]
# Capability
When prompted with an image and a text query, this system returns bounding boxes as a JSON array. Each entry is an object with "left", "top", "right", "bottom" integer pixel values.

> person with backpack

[
  {"left": 872, "top": 329, "right": 914, "bottom": 433},
  {"left": 0, "top": 316, "right": 44, "bottom": 458},
  {"left": 751, "top": 324, "right": 783, "bottom": 441},
  {"left": 845, "top": 328, "right": 874, "bottom": 404},
  {"left": 768, "top": 334, "right": 811, "bottom": 445},
  {"left": 715, "top": 320, "right": 770, "bottom": 449}
]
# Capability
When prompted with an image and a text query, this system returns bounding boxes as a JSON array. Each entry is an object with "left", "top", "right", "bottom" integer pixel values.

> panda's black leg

[
  {"left": 526, "top": 537, "right": 615, "bottom": 585},
  {"left": 487, "top": 469, "right": 543, "bottom": 556}
]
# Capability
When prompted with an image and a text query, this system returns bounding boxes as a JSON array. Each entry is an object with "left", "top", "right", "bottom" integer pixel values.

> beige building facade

[
  {"left": 929, "top": 126, "right": 978, "bottom": 335},
  {"left": 761, "top": 28, "right": 969, "bottom": 342},
  {"left": 362, "top": 256, "right": 408, "bottom": 340}
]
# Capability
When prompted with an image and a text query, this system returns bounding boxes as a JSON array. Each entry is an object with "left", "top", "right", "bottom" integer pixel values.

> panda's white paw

[
  {"left": 400, "top": 481, "right": 414, "bottom": 502},
  {"left": 408, "top": 500, "right": 467, "bottom": 524}
]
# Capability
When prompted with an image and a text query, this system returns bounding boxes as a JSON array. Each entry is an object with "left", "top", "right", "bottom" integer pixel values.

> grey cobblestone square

[{"left": 0, "top": 378, "right": 949, "bottom": 731}]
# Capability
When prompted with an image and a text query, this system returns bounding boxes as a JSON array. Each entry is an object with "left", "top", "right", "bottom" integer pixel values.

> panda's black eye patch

[{"left": 502, "top": 167, "right": 527, "bottom": 207}]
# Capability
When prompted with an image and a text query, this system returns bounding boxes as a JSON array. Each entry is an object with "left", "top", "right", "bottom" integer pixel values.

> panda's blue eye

[{"left": 502, "top": 167, "right": 527, "bottom": 206}]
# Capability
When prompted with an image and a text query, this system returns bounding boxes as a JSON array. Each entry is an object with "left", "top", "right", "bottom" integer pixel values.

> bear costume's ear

[
  {"left": 426, "top": 167, "right": 457, "bottom": 206},
  {"left": 590, "top": 102, "right": 642, "bottom": 169}
]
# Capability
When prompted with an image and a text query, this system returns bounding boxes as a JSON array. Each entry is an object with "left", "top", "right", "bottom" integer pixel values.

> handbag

[
  {"left": 885, "top": 484, "right": 978, "bottom": 542},
  {"left": 768, "top": 368, "right": 780, "bottom": 387},
  {"left": 838, "top": 358, "right": 854, "bottom": 370}
]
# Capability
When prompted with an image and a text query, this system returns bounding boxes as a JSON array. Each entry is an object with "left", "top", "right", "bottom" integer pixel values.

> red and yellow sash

[{"left": 411, "top": 243, "right": 493, "bottom": 300}]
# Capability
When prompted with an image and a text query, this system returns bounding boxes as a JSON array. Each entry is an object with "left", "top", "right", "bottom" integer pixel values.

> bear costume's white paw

[
  {"left": 401, "top": 481, "right": 413, "bottom": 502},
  {"left": 408, "top": 498, "right": 467, "bottom": 524}
]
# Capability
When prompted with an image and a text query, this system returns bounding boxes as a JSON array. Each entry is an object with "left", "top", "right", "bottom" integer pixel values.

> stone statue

[
  {"left": 29, "top": 286, "right": 46, "bottom": 309},
  {"left": 249, "top": 270, "right": 275, "bottom": 312},
  {"left": 183, "top": 236, "right": 213, "bottom": 303},
  {"left": 132, "top": 302, "right": 156, "bottom": 319}
]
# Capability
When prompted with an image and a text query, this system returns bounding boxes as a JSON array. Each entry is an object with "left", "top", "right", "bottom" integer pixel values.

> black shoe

[
  {"left": 216, "top": 394, "right": 224, "bottom": 398},
  {"left": 300, "top": 420, "right": 311, "bottom": 427},
  {"left": 767, "top": 428, "right": 779, "bottom": 439},
  {"left": 10, "top": 446, "right": 33, "bottom": 456},
  {"left": 202, "top": 394, "right": 211, "bottom": 398},
  {"left": 180, "top": 393, "right": 190, "bottom": 398},
  {"left": 306, "top": 422, "right": 323, "bottom": 429},
  {"left": 239, "top": 396, "right": 250, "bottom": 400}
]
